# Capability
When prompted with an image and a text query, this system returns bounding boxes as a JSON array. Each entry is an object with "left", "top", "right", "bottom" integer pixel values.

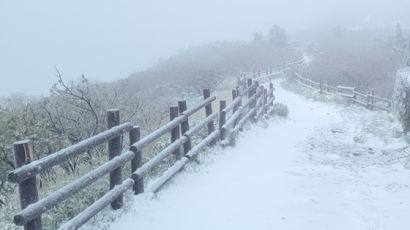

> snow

[
  {"left": 303, "top": 53, "right": 313, "bottom": 65},
  {"left": 102, "top": 79, "right": 410, "bottom": 230}
]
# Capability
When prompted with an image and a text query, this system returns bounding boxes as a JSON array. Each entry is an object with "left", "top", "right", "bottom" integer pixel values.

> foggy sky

[{"left": 1, "top": 0, "right": 409, "bottom": 96}]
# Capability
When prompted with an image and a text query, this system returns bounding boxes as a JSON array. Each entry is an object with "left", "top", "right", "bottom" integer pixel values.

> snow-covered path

[{"left": 107, "top": 80, "right": 410, "bottom": 230}]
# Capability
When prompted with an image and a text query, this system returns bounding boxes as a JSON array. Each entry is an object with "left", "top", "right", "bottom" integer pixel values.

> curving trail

[{"left": 106, "top": 79, "right": 410, "bottom": 230}]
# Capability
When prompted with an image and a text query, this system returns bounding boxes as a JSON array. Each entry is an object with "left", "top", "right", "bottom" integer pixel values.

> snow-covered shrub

[
  {"left": 392, "top": 67, "right": 410, "bottom": 132},
  {"left": 228, "top": 131, "right": 238, "bottom": 147},
  {"left": 271, "top": 103, "right": 289, "bottom": 118}
]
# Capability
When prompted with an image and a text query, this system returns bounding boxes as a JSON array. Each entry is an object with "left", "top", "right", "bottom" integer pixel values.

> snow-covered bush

[
  {"left": 392, "top": 67, "right": 410, "bottom": 132},
  {"left": 228, "top": 131, "right": 238, "bottom": 147},
  {"left": 271, "top": 103, "right": 289, "bottom": 118}
]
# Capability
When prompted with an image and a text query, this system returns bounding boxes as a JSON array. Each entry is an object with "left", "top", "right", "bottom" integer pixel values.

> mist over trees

[{"left": 302, "top": 25, "right": 409, "bottom": 97}]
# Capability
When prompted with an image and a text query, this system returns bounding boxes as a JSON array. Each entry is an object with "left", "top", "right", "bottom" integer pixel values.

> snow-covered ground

[{"left": 105, "top": 79, "right": 410, "bottom": 230}]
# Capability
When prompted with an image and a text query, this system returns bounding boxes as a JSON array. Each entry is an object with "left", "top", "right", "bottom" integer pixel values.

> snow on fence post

[
  {"left": 13, "top": 140, "right": 42, "bottom": 230},
  {"left": 370, "top": 90, "right": 375, "bottom": 110},
  {"left": 366, "top": 91, "right": 371, "bottom": 110},
  {"left": 319, "top": 80, "right": 323, "bottom": 94},
  {"left": 236, "top": 86, "right": 241, "bottom": 104},
  {"left": 107, "top": 109, "right": 123, "bottom": 210},
  {"left": 232, "top": 89, "right": 239, "bottom": 127},
  {"left": 129, "top": 126, "right": 140, "bottom": 173},
  {"left": 352, "top": 88, "right": 357, "bottom": 104},
  {"left": 219, "top": 100, "right": 227, "bottom": 141},
  {"left": 129, "top": 126, "right": 143, "bottom": 194},
  {"left": 326, "top": 81, "right": 330, "bottom": 93},
  {"left": 247, "top": 78, "right": 253, "bottom": 99},
  {"left": 252, "top": 81, "right": 259, "bottom": 110},
  {"left": 251, "top": 81, "right": 260, "bottom": 122},
  {"left": 203, "top": 89, "right": 215, "bottom": 136},
  {"left": 269, "top": 83, "right": 274, "bottom": 106},
  {"left": 178, "top": 100, "right": 191, "bottom": 154},
  {"left": 232, "top": 89, "right": 238, "bottom": 111},
  {"left": 238, "top": 86, "right": 242, "bottom": 104},
  {"left": 263, "top": 88, "right": 268, "bottom": 114},
  {"left": 170, "top": 106, "right": 182, "bottom": 160}
]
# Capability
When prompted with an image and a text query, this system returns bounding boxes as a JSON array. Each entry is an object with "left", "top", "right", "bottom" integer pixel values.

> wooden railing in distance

[{"left": 294, "top": 72, "right": 391, "bottom": 112}]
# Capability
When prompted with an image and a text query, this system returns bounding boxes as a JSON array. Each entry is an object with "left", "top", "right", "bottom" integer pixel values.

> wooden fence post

[
  {"left": 129, "top": 126, "right": 143, "bottom": 194},
  {"left": 203, "top": 89, "right": 215, "bottom": 135},
  {"left": 247, "top": 78, "right": 253, "bottom": 99},
  {"left": 236, "top": 86, "right": 241, "bottom": 104},
  {"left": 13, "top": 140, "right": 42, "bottom": 230},
  {"left": 352, "top": 88, "right": 357, "bottom": 104},
  {"left": 370, "top": 90, "right": 374, "bottom": 110},
  {"left": 269, "top": 83, "right": 274, "bottom": 106},
  {"left": 251, "top": 81, "right": 259, "bottom": 112},
  {"left": 107, "top": 109, "right": 123, "bottom": 210},
  {"left": 232, "top": 89, "right": 239, "bottom": 127},
  {"left": 232, "top": 89, "right": 238, "bottom": 112},
  {"left": 366, "top": 91, "right": 371, "bottom": 109},
  {"left": 219, "top": 100, "right": 227, "bottom": 141},
  {"left": 170, "top": 106, "right": 181, "bottom": 160},
  {"left": 263, "top": 88, "right": 268, "bottom": 114},
  {"left": 178, "top": 100, "right": 191, "bottom": 154},
  {"left": 319, "top": 80, "right": 323, "bottom": 94}
]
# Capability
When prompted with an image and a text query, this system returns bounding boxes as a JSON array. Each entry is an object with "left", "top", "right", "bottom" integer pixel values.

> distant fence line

[
  {"left": 294, "top": 72, "right": 392, "bottom": 112},
  {"left": 242, "top": 59, "right": 304, "bottom": 81},
  {"left": 8, "top": 69, "right": 281, "bottom": 230}
]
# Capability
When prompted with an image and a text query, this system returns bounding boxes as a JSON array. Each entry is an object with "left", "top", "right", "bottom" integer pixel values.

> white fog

[
  {"left": 2, "top": 1, "right": 410, "bottom": 230},
  {"left": 1, "top": 0, "right": 409, "bottom": 95}
]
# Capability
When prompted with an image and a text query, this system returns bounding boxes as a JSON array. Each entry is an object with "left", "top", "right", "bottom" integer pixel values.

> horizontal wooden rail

[
  {"left": 223, "top": 96, "right": 242, "bottom": 113},
  {"left": 222, "top": 108, "right": 243, "bottom": 130},
  {"left": 132, "top": 136, "right": 188, "bottom": 179},
  {"left": 373, "top": 95, "right": 392, "bottom": 104},
  {"left": 130, "top": 97, "right": 216, "bottom": 153},
  {"left": 13, "top": 151, "right": 135, "bottom": 226},
  {"left": 8, "top": 122, "right": 133, "bottom": 183},
  {"left": 58, "top": 178, "right": 134, "bottom": 230},
  {"left": 130, "top": 116, "right": 185, "bottom": 153},
  {"left": 372, "top": 103, "right": 390, "bottom": 111},
  {"left": 185, "top": 130, "right": 221, "bottom": 158},
  {"left": 233, "top": 107, "right": 257, "bottom": 132},
  {"left": 353, "top": 90, "right": 367, "bottom": 98},
  {"left": 184, "top": 112, "right": 218, "bottom": 138},
  {"left": 147, "top": 129, "right": 221, "bottom": 193},
  {"left": 339, "top": 93, "right": 354, "bottom": 98},
  {"left": 337, "top": 85, "right": 355, "bottom": 90},
  {"left": 267, "top": 97, "right": 275, "bottom": 106},
  {"left": 352, "top": 98, "right": 367, "bottom": 106},
  {"left": 147, "top": 157, "right": 189, "bottom": 193},
  {"left": 294, "top": 72, "right": 391, "bottom": 112},
  {"left": 242, "top": 93, "right": 258, "bottom": 108},
  {"left": 238, "top": 83, "right": 256, "bottom": 97},
  {"left": 182, "top": 96, "right": 216, "bottom": 117}
]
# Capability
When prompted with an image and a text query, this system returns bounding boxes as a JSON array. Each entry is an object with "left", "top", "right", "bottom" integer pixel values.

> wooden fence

[
  {"left": 294, "top": 72, "right": 392, "bottom": 112},
  {"left": 7, "top": 75, "right": 276, "bottom": 230}
]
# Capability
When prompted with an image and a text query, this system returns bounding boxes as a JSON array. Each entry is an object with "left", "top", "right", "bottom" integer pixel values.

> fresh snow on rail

[{"left": 101, "top": 79, "right": 410, "bottom": 230}]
